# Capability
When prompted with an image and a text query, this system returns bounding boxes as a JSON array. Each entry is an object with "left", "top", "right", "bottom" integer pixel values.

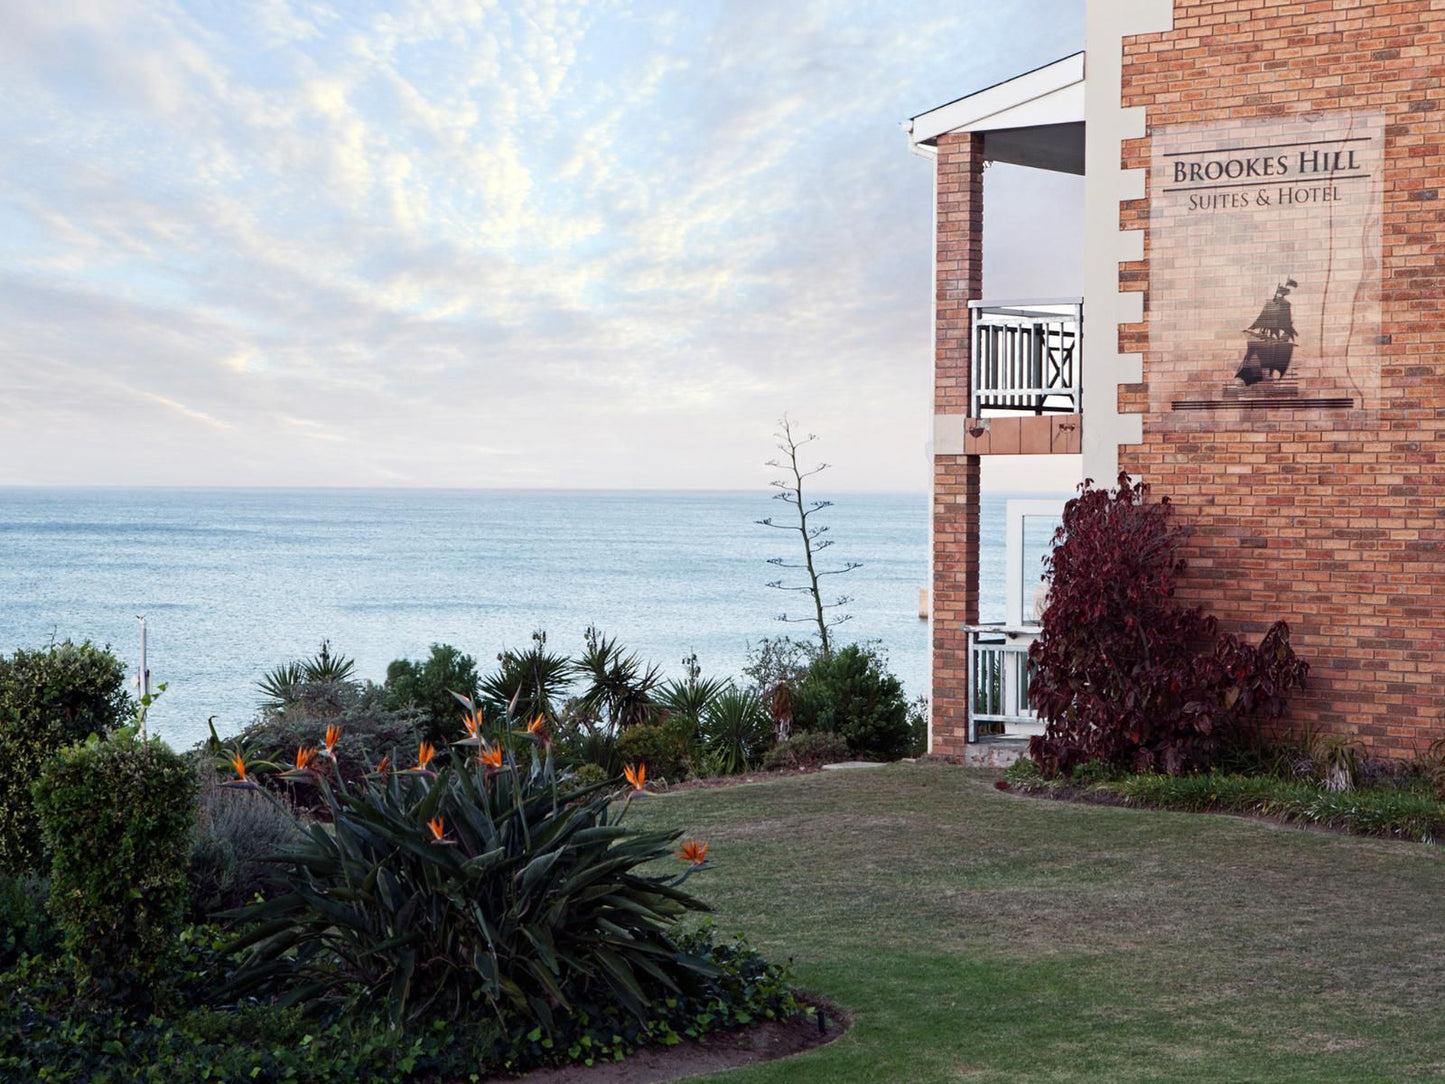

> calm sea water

[{"left": 0, "top": 488, "right": 1051, "bottom": 750}]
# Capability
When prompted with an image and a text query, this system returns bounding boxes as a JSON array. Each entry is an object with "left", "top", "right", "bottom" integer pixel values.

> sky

[{"left": 0, "top": 0, "right": 1084, "bottom": 492}]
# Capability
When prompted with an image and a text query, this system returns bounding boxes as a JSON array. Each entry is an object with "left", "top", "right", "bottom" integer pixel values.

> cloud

[{"left": 0, "top": 0, "right": 1084, "bottom": 490}]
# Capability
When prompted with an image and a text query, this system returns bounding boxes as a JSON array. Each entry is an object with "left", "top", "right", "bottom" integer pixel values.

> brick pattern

[
  {"left": 931, "top": 132, "right": 985, "bottom": 755},
  {"left": 1116, "top": 1, "right": 1445, "bottom": 756}
]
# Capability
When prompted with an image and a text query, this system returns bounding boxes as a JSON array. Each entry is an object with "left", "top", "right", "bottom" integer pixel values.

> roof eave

[{"left": 905, "top": 51, "right": 1086, "bottom": 151}]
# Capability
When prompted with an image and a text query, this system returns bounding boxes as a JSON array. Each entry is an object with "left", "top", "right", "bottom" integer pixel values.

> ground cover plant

[
  {"left": 1003, "top": 754, "right": 1445, "bottom": 845},
  {"left": 0, "top": 922, "right": 803, "bottom": 1082},
  {"left": 627, "top": 763, "right": 1445, "bottom": 1082}
]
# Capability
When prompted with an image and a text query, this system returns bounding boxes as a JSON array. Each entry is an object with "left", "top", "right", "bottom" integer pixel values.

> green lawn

[{"left": 629, "top": 763, "right": 1445, "bottom": 1083}]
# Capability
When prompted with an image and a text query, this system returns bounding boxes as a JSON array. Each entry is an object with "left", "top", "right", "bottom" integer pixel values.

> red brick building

[{"left": 906, "top": 1, "right": 1444, "bottom": 761}]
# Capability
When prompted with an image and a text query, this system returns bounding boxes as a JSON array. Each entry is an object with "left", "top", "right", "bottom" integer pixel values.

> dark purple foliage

[{"left": 1027, "top": 474, "right": 1308, "bottom": 776}]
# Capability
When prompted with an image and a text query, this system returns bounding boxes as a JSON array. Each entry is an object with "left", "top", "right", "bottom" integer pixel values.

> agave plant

[
  {"left": 256, "top": 661, "right": 306, "bottom": 711},
  {"left": 701, "top": 687, "right": 772, "bottom": 775},
  {"left": 222, "top": 700, "right": 717, "bottom": 1033}
]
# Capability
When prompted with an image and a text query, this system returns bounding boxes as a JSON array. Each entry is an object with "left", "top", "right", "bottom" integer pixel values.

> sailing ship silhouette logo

[{"left": 1235, "top": 278, "right": 1299, "bottom": 386}]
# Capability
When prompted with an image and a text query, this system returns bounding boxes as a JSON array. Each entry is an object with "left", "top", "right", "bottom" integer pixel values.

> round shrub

[
  {"left": 0, "top": 641, "right": 132, "bottom": 873},
  {"left": 761, "top": 730, "right": 851, "bottom": 770},
  {"left": 31, "top": 728, "right": 198, "bottom": 1002},
  {"left": 793, "top": 644, "right": 913, "bottom": 761},
  {"left": 232, "top": 680, "right": 424, "bottom": 812},
  {"left": 384, "top": 642, "right": 481, "bottom": 745},
  {"left": 615, "top": 717, "right": 695, "bottom": 783}
]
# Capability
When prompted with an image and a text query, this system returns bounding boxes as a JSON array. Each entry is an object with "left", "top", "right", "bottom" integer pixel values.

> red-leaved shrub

[{"left": 1027, "top": 474, "right": 1308, "bottom": 776}]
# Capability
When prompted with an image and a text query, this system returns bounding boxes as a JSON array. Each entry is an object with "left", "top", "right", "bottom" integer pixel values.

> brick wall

[
  {"left": 931, "top": 132, "right": 985, "bottom": 755},
  {"left": 1117, "top": 0, "right": 1445, "bottom": 756}
]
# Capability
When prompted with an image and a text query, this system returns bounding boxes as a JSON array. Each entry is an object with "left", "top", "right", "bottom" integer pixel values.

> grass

[{"left": 629, "top": 762, "right": 1445, "bottom": 1083}]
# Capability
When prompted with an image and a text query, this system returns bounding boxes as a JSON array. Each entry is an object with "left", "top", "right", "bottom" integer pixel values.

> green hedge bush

[
  {"left": 793, "top": 644, "right": 914, "bottom": 761},
  {"left": 0, "top": 642, "right": 132, "bottom": 872},
  {"left": 615, "top": 716, "right": 695, "bottom": 782},
  {"left": 31, "top": 728, "right": 198, "bottom": 1001},
  {"left": 384, "top": 642, "right": 481, "bottom": 745}
]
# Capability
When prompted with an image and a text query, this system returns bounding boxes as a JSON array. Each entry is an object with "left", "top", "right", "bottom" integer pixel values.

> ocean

[{"left": 0, "top": 488, "right": 1055, "bottom": 750}]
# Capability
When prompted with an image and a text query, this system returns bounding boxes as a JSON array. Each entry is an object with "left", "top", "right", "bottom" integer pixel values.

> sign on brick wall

[{"left": 1149, "top": 112, "right": 1383, "bottom": 424}]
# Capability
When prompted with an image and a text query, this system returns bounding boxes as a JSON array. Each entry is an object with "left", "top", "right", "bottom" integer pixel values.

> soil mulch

[{"left": 515, "top": 996, "right": 850, "bottom": 1082}]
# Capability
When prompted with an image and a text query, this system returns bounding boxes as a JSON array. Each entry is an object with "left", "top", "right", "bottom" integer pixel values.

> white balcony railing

[
  {"left": 967, "top": 625, "right": 1043, "bottom": 741},
  {"left": 969, "top": 298, "right": 1082, "bottom": 417}
]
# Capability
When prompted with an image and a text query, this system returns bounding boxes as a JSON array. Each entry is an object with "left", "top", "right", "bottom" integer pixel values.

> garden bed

[
  {"left": 519, "top": 995, "right": 849, "bottom": 1082},
  {"left": 1001, "top": 760, "right": 1445, "bottom": 845}
]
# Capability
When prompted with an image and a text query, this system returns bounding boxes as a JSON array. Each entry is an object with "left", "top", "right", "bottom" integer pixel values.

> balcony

[
  {"left": 965, "top": 498, "right": 1063, "bottom": 742},
  {"left": 962, "top": 298, "right": 1082, "bottom": 456},
  {"left": 967, "top": 626, "right": 1041, "bottom": 740},
  {"left": 970, "top": 298, "right": 1082, "bottom": 415}
]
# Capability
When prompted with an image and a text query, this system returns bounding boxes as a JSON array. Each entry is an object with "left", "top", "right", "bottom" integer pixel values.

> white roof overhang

[{"left": 904, "top": 52, "right": 1085, "bottom": 175}]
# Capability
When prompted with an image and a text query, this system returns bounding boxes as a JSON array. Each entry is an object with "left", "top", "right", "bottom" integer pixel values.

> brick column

[{"left": 931, "top": 132, "right": 984, "bottom": 757}]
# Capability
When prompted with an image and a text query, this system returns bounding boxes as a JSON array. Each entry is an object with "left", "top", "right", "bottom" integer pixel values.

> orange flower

[
  {"left": 404, "top": 740, "right": 436, "bottom": 773},
  {"left": 427, "top": 816, "right": 454, "bottom": 845},
  {"left": 461, "top": 708, "right": 483, "bottom": 741},
  {"left": 677, "top": 839, "right": 708, "bottom": 866},
  {"left": 479, "top": 744, "right": 503, "bottom": 769},
  {"left": 373, "top": 754, "right": 390, "bottom": 775},
  {"left": 623, "top": 762, "right": 646, "bottom": 791},
  {"left": 223, "top": 750, "right": 259, "bottom": 789},
  {"left": 293, "top": 745, "right": 317, "bottom": 772},
  {"left": 525, "top": 715, "right": 551, "bottom": 744},
  {"left": 323, "top": 723, "right": 341, "bottom": 758}
]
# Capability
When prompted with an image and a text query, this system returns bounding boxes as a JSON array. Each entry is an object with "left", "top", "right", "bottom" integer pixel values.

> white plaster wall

[{"left": 1082, "top": 0, "right": 1174, "bottom": 483}]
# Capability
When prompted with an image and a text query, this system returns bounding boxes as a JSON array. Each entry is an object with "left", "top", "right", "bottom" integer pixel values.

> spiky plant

[
  {"left": 222, "top": 699, "right": 716, "bottom": 1033},
  {"left": 576, "top": 627, "right": 662, "bottom": 731},
  {"left": 700, "top": 688, "right": 772, "bottom": 775},
  {"left": 479, "top": 630, "right": 576, "bottom": 725}
]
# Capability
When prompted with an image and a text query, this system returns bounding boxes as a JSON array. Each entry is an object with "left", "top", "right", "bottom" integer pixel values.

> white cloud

[{"left": 0, "top": 0, "right": 1084, "bottom": 490}]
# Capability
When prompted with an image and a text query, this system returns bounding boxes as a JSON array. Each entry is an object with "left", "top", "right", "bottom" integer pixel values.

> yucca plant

[
  {"left": 576, "top": 627, "right": 662, "bottom": 730},
  {"left": 222, "top": 701, "right": 717, "bottom": 1034},
  {"left": 657, "top": 652, "right": 730, "bottom": 738},
  {"left": 257, "top": 641, "right": 359, "bottom": 713},
  {"left": 479, "top": 630, "right": 576, "bottom": 725},
  {"left": 701, "top": 688, "right": 772, "bottom": 775}
]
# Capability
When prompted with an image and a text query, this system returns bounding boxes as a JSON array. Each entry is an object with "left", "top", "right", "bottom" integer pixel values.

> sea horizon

[{"left": 2, "top": 486, "right": 1066, "bottom": 751}]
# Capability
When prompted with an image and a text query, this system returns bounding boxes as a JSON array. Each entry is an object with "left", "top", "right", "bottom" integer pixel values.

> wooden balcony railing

[
  {"left": 967, "top": 625, "right": 1043, "bottom": 741},
  {"left": 969, "top": 298, "right": 1082, "bottom": 417}
]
